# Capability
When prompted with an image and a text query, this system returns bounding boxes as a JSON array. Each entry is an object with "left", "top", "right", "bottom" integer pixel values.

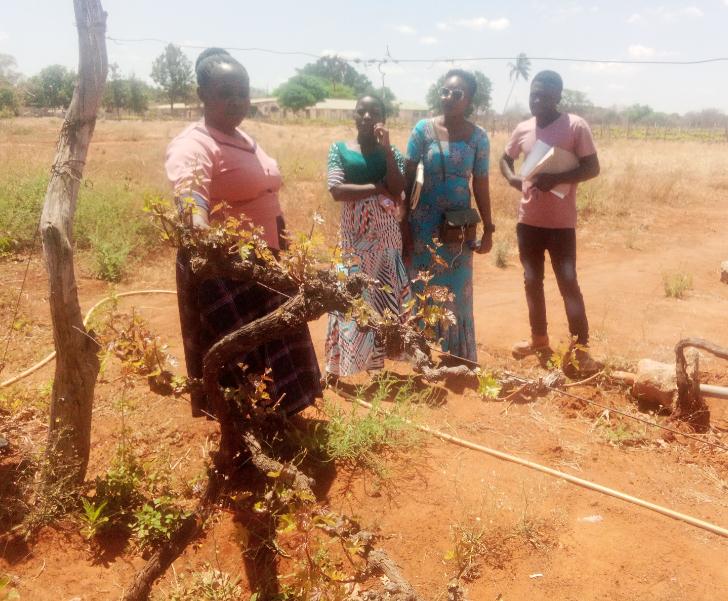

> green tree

[
  {"left": 151, "top": 44, "right": 194, "bottom": 111},
  {"left": 0, "top": 53, "right": 20, "bottom": 115},
  {"left": 503, "top": 53, "right": 531, "bottom": 113},
  {"left": 426, "top": 70, "right": 492, "bottom": 117},
  {"left": 103, "top": 63, "right": 128, "bottom": 117},
  {"left": 560, "top": 89, "right": 593, "bottom": 115},
  {"left": 623, "top": 103, "right": 654, "bottom": 123},
  {"left": 0, "top": 87, "right": 17, "bottom": 115},
  {"left": 26, "top": 65, "right": 76, "bottom": 109},
  {"left": 277, "top": 84, "right": 314, "bottom": 112},
  {"left": 275, "top": 74, "right": 328, "bottom": 112},
  {"left": 0, "top": 53, "right": 20, "bottom": 85},
  {"left": 684, "top": 108, "right": 726, "bottom": 128},
  {"left": 325, "top": 82, "right": 357, "bottom": 99},
  {"left": 300, "top": 56, "right": 371, "bottom": 95},
  {"left": 127, "top": 75, "right": 150, "bottom": 115}
]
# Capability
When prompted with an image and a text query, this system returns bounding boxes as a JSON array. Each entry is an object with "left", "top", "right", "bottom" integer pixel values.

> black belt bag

[
  {"left": 430, "top": 121, "right": 481, "bottom": 245},
  {"left": 440, "top": 207, "right": 481, "bottom": 244}
]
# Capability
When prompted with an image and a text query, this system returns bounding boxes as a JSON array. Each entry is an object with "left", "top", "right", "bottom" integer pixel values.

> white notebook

[{"left": 520, "top": 140, "right": 579, "bottom": 199}]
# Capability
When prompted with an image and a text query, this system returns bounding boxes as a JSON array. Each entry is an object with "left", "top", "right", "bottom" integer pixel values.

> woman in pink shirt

[{"left": 166, "top": 48, "right": 321, "bottom": 418}]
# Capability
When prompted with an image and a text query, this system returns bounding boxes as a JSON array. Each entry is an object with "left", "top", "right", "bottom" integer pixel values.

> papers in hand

[
  {"left": 519, "top": 140, "right": 579, "bottom": 199},
  {"left": 409, "top": 160, "right": 425, "bottom": 209}
]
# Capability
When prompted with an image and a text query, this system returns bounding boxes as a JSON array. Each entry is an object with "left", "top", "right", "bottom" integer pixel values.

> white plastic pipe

[
  {"left": 700, "top": 384, "right": 728, "bottom": 400},
  {"left": 338, "top": 391, "right": 728, "bottom": 539}
]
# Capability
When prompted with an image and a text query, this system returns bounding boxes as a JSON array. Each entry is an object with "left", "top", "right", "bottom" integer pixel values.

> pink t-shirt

[
  {"left": 505, "top": 113, "right": 597, "bottom": 229},
  {"left": 165, "top": 121, "right": 283, "bottom": 248}
]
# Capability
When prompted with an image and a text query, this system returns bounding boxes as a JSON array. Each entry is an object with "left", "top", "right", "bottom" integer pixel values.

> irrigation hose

[
  {"left": 335, "top": 390, "right": 728, "bottom": 540},
  {"left": 3, "top": 288, "right": 727, "bottom": 448},
  {"left": 4, "top": 288, "right": 728, "bottom": 538},
  {"left": 0, "top": 289, "right": 178, "bottom": 389}
]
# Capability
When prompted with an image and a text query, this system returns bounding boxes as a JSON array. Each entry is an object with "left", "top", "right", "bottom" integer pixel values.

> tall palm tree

[{"left": 503, "top": 53, "right": 531, "bottom": 114}]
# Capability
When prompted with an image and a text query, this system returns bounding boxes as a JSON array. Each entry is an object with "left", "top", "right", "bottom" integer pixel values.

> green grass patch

[
  {"left": 0, "top": 166, "right": 162, "bottom": 280},
  {"left": 598, "top": 421, "right": 645, "bottom": 447},
  {"left": 313, "top": 375, "right": 424, "bottom": 474},
  {"left": 0, "top": 168, "right": 47, "bottom": 253}
]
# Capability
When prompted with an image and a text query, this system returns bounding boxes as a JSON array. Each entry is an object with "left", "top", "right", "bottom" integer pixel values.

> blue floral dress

[{"left": 406, "top": 118, "right": 490, "bottom": 362}]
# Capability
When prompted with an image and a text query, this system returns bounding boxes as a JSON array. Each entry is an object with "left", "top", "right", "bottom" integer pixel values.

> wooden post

[{"left": 40, "top": 0, "right": 108, "bottom": 484}]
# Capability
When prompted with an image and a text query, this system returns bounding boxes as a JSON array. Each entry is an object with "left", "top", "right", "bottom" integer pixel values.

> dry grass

[
  {"left": 445, "top": 484, "right": 562, "bottom": 583},
  {"left": 2, "top": 117, "right": 728, "bottom": 269}
]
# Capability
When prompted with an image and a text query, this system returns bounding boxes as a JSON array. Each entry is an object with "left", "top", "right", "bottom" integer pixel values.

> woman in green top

[{"left": 324, "top": 95, "right": 410, "bottom": 377}]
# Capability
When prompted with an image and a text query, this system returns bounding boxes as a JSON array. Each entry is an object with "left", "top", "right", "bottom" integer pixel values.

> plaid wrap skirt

[{"left": 176, "top": 249, "right": 322, "bottom": 417}]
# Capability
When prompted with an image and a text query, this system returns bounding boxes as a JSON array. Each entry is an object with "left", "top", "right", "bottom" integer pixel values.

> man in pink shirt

[{"left": 500, "top": 71, "right": 600, "bottom": 371}]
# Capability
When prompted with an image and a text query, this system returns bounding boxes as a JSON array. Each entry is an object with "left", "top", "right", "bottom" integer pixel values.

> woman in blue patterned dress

[
  {"left": 404, "top": 70, "right": 495, "bottom": 363},
  {"left": 324, "top": 95, "right": 410, "bottom": 378}
]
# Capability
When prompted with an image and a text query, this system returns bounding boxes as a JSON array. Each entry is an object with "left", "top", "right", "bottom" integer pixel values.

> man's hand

[
  {"left": 374, "top": 123, "right": 391, "bottom": 148},
  {"left": 475, "top": 232, "right": 493, "bottom": 254},
  {"left": 508, "top": 175, "right": 523, "bottom": 192},
  {"left": 531, "top": 172, "right": 561, "bottom": 192}
]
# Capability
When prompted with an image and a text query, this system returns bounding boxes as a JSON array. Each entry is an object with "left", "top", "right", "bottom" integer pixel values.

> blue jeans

[{"left": 516, "top": 223, "right": 589, "bottom": 345}]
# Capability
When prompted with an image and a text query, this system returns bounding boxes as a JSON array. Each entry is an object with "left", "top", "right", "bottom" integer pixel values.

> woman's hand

[
  {"left": 377, "top": 193, "right": 398, "bottom": 217},
  {"left": 401, "top": 221, "right": 414, "bottom": 265},
  {"left": 374, "top": 123, "right": 391, "bottom": 148},
  {"left": 475, "top": 232, "right": 493, "bottom": 254}
]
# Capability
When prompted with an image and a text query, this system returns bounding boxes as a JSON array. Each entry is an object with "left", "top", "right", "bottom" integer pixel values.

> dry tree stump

[
  {"left": 673, "top": 338, "right": 728, "bottom": 431},
  {"left": 41, "top": 0, "right": 108, "bottom": 484}
]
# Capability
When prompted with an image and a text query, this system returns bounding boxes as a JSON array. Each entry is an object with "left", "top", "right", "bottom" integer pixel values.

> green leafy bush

[
  {"left": 79, "top": 498, "right": 110, "bottom": 540},
  {"left": 132, "top": 496, "right": 190, "bottom": 551}
]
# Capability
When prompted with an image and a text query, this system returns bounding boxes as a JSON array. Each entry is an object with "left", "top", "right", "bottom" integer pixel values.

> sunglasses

[{"left": 439, "top": 87, "right": 465, "bottom": 101}]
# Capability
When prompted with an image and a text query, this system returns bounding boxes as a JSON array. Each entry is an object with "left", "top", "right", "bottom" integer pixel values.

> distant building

[
  {"left": 148, "top": 102, "right": 202, "bottom": 119},
  {"left": 394, "top": 102, "right": 429, "bottom": 124},
  {"left": 145, "top": 96, "right": 429, "bottom": 125},
  {"left": 305, "top": 98, "right": 429, "bottom": 124},
  {"left": 250, "top": 97, "right": 281, "bottom": 118},
  {"left": 305, "top": 98, "right": 357, "bottom": 121}
]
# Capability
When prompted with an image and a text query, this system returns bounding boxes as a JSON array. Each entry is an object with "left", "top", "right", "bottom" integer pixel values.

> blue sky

[{"left": 2, "top": 0, "right": 727, "bottom": 113}]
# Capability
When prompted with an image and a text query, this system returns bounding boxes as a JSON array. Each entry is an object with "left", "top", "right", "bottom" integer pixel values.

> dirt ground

[{"left": 1, "top": 119, "right": 727, "bottom": 600}]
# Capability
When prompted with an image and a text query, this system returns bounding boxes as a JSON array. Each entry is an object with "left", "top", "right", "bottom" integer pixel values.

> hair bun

[{"left": 195, "top": 47, "right": 231, "bottom": 72}]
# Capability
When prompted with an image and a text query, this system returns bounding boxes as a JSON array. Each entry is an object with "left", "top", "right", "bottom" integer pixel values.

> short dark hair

[
  {"left": 444, "top": 69, "right": 477, "bottom": 100},
  {"left": 532, "top": 70, "right": 563, "bottom": 93},
  {"left": 195, "top": 47, "right": 248, "bottom": 90},
  {"left": 356, "top": 94, "right": 387, "bottom": 119}
]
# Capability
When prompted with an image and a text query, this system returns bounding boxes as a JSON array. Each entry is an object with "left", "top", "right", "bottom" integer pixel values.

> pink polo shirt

[
  {"left": 505, "top": 113, "right": 597, "bottom": 229},
  {"left": 165, "top": 121, "right": 283, "bottom": 248}
]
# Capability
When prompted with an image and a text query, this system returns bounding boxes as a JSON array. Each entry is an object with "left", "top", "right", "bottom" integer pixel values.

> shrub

[
  {"left": 161, "top": 565, "right": 242, "bottom": 601},
  {"left": 313, "top": 375, "right": 422, "bottom": 475},
  {"left": 663, "top": 272, "right": 692, "bottom": 299},
  {"left": 493, "top": 238, "right": 510, "bottom": 269},
  {"left": 132, "top": 496, "right": 190, "bottom": 551},
  {"left": 91, "top": 237, "right": 131, "bottom": 282},
  {"left": 79, "top": 498, "right": 110, "bottom": 540}
]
